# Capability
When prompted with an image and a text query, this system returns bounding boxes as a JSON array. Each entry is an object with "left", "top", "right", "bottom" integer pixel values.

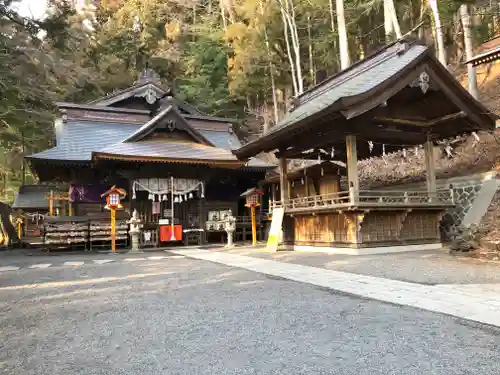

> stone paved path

[
  {"left": 0, "top": 255, "right": 184, "bottom": 272},
  {"left": 171, "top": 249, "right": 500, "bottom": 327}
]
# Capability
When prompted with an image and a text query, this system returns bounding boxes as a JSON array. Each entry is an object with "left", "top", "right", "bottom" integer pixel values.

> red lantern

[
  {"left": 241, "top": 188, "right": 264, "bottom": 208},
  {"left": 101, "top": 186, "right": 127, "bottom": 210}
]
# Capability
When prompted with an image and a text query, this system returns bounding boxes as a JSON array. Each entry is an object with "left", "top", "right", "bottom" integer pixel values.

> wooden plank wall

[
  {"left": 290, "top": 212, "right": 358, "bottom": 245},
  {"left": 287, "top": 209, "right": 442, "bottom": 247}
]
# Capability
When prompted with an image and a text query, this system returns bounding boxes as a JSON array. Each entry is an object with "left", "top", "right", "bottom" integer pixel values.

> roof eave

[
  {"left": 55, "top": 102, "right": 150, "bottom": 115},
  {"left": 92, "top": 151, "right": 244, "bottom": 167},
  {"left": 235, "top": 49, "right": 497, "bottom": 160},
  {"left": 87, "top": 81, "right": 169, "bottom": 106},
  {"left": 465, "top": 49, "right": 500, "bottom": 66}
]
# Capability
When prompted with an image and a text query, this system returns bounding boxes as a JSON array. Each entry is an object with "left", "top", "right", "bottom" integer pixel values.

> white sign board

[{"left": 266, "top": 207, "right": 284, "bottom": 251}]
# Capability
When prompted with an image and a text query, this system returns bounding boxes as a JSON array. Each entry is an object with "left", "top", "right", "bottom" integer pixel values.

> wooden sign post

[
  {"left": 241, "top": 188, "right": 264, "bottom": 246},
  {"left": 101, "top": 186, "right": 127, "bottom": 253},
  {"left": 45, "top": 191, "right": 71, "bottom": 216}
]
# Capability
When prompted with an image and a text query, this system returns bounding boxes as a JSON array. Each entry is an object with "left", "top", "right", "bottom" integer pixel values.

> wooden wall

[
  {"left": 284, "top": 209, "right": 443, "bottom": 248},
  {"left": 279, "top": 173, "right": 341, "bottom": 200}
]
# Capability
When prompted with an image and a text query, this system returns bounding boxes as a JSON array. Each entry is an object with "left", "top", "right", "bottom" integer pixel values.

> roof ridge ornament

[
  {"left": 138, "top": 68, "right": 160, "bottom": 83},
  {"left": 396, "top": 41, "right": 410, "bottom": 55},
  {"left": 409, "top": 71, "right": 430, "bottom": 94}
]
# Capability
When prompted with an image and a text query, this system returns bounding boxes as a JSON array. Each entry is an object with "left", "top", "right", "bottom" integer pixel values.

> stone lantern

[
  {"left": 224, "top": 214, "right": 236, "bottom": 248},
  {"left": 127, "top": 209, "right": 143, "bottom": 252}
]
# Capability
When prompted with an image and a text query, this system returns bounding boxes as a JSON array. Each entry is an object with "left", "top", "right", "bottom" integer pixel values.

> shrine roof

[
  {"left": 12, "top": 185, "right": 60, "bottom": 210},
  {"left": 27, "top": 121, "right": 141, "bottom": 162},
  {"left": 87, "top": 80, "right": 170, "bottom": 107},
  {"left": 121, "top": 105, "right": 213, "bottom": 144},
  {"left": 235, "top": 37, "right": 497, "bottom": 161},
  {"left": 93, "top": 139, "right": 242, "bottom": 166},
  {"left": 466, "top": 35, "right": 500, "bottom": 66},
  {"left": 26, "top": 118, "right": 273, "bottom": 169}
]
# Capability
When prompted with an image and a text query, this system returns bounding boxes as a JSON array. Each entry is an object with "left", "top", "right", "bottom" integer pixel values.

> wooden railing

[{"left": 271, "top": 188, "right": 454, "bottom": 213}]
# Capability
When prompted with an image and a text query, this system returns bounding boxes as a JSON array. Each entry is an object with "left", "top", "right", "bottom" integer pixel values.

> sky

[{"left": 14, "top": 0, "right": 48, "bottom": 19}]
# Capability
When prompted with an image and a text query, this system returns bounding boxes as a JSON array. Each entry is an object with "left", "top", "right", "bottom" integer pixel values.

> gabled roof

[
  {"left": 13, "top": 185, "right": 60, "bottom": 210},
  {"left": 122, "top": 105, "right": 213, "bottom": 145},
  {"left": 466, "top": 34, "right": 500, "bottom": 66},
  {"left": 158, "top": 96, "right": 207, "bottom": 116},
  {"left": 235, "top": 38, "right": 497, "bottom": 160},
  {"left": 88, "top": 80, "right": 169, "bottom": 107}
]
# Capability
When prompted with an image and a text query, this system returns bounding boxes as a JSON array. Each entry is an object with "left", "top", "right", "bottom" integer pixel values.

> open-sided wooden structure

[
  {"left": 25, "top": 69, "right": 273, "bottom": 248},
  {"left": 235, "top": 38, "right": 498, "bottom": 253}
]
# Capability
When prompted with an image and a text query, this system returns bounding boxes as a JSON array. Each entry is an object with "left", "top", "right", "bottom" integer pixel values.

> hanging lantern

[
  {"left": 179, "top": 195, "right": 183, "bottom": 203},
  {"left": 162, "top": 194, "right": 167, "bottom": 201},
  {"left": 321, "top": 168, "right": 324, "bottom": 176},
  {"left": 148, "top": 193, "right": 153, "bottom": 200},
  {"left": 101, "top": 186, "right": 127, "bottom": 210},
  {"left": 301, "top": 177, "right": 304, "bottom": 185},
  {"left": 188, "top": 192, "right": 193, "bottom": 199},
  {"left": 174, "top": 196, "right": 179, "bottom": 203},
  {"left": 184, "top": 194, "right": 187, "bottom": 201}
]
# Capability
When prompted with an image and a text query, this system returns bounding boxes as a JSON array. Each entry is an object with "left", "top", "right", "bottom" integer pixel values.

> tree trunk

[
  {"left": 259, "top": 0, "right": 279, "bottom": 127},
  {"left": 219, "top": 0, "right": 228, "bottom": 32},
  {"left": 460, "top": 4, "right": 479, "bottom": 100},
  {"left": 388, "top": 0, "right": 402, "bottom": 38},
  {"left": 285, "top": 0, "right": 303, "bottom": 94},
  {"left": 328, "top": 0, "right": 335, "bottom": 33},
  {"left": 429, "top": 0, "right": 447, "bottom": 67},
  {"left": 21, "top": 131, "right": 25, "bottom": 186},
  {"left": 417, "top": 0, "right": 427, "bottom": 40},
  {"left": 279, "top": 0, "right": 298, "bottom": 95},
  {"left": 307, "top": 12, "right": 315, "bottom": 86},
  {"left": 336, "top": 0, "right": 350, "bottom": 70},
  {"left": 384, "top": 0, "right": 394, "bottom": 41}
]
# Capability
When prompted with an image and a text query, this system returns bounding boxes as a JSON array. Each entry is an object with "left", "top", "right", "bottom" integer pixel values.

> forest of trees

[{"left": 0, "top": 0, "right": 499, "bottom": 201}]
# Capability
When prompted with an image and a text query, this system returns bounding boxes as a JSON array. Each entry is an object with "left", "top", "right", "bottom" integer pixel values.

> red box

[{"left": 160, "top": 225, "right": 183, "bottom": 242}]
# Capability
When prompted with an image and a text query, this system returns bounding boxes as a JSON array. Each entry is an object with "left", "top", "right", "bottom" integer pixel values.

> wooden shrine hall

[
  {"left": 235, "top": 38, "right": 498, "bottom": 254},
  {"left": 25, "top": 69, "right": 273, "bottom": 249}
]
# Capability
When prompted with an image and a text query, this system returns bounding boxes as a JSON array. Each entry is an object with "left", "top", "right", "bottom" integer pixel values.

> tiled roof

[
  {"left": 28, "top": 121, "right": 141, "bottom": 161},
  {"left": 236, "top": 39, "right": 497, "bottom": 160},
  {"left": 28, "top": 119, "right": 273, "bottom": 168},
  {"left": 467, "top": 34, "right": 500, "bottom": 66},
  {"left": 12, "top": 185, "right": 60, "bottom": 210},
  {"left": 95, "top": 139, "right": 239, "bottom": 162},
  {"left": 265, "top": 42, "right": 428, "bottom": 136}
]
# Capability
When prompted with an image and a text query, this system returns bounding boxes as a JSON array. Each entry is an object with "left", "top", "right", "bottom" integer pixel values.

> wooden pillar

[
  {"left": 270, "top": 184, "right": 276, "bottom": 209},
  {"left": 278, "top": 157, "right": 288, "bottom": 204},
  {"left": 49, "top": 190, "right": 54, "bottom": 216},
  {"left": 345, "top": 135, "right": 359, "bottom": 204},
  {"left": 424, "top": 139, "right": 437, "bottom": 200}
]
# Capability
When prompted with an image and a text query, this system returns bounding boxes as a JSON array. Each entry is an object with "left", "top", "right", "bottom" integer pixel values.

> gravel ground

[
  {"left": 1, "top": 256, "right": 500, "bottom": 374},
  {"left": 219, "top": 247, "right": 500, "bottom": 285}
]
